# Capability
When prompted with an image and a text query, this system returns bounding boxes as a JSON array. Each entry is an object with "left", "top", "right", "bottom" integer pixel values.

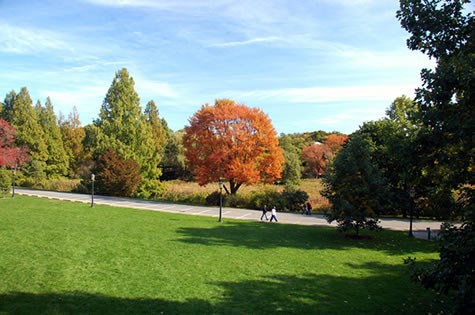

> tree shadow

[
  {"left": 0, "top": 291, "right": 212, "bottom": 315},
  {"left": 175, "top": 221, "right": 437, "bottom": 255},
  {"left": 0, "top": 262, "right": 442, "bottom": 314}
]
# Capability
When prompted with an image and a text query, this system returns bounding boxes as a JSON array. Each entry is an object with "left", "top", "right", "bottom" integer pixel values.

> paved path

[{"left": 15, "top": 188, "right": 444, "bottom": 239}]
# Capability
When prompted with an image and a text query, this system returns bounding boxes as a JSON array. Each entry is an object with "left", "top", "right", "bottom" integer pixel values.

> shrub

[
  {"left": 91, "top": 148, "right": 142, "bottom": 197},
  {"left": 137, "top": 179, "right": 167, "bottom": 200},
  {"left": 0, "top": 167, "right": 11, "bottom": 197},
  {"left": 205, "top": 191, "right": 224, "bottom": 206},
  {"left": 282, "top": 188, "right": 309, "bottom": 211}
]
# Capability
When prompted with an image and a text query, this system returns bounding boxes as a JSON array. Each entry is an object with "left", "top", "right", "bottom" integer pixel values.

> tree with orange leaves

[
  {"left": 325, "top": 134, "right": 348, "bottom": 155},
  {"left": 183, "top": 99, "right": 284, "bottom": 194}
]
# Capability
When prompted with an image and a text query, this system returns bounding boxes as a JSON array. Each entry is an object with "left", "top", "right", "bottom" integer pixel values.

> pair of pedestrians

[{"left": 260, "top": 205, "right": 278, "bottom": 222}]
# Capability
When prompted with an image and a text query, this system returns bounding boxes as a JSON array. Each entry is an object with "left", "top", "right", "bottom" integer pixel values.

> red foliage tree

[
  {"left": 0, "top": 119, "right": 29, "bottom": 168},
  {"left": 301, "top": 143, "right": 331, "bottom": 177},
  {"left": 301, "top": 134, "right": 348, "bottom": 177},
  {"left": 183, "top": 99, "right": 284, "bottom": 194},
  {"left": 93, "top": 148, "right": 142, "bottom": 197}
]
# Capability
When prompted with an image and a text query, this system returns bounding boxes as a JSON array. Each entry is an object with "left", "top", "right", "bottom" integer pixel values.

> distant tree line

[{"left": 0, "top": 67, "right": 347, "bottom": 199}]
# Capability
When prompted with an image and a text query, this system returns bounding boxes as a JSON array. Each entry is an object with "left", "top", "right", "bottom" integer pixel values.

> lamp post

[
  {"left": 91, "top": 173, "right": 95, "bottom": 208},
  {"left": 409, "top": 187, "right": 416, "bottom": 237},
  {"left": 11, "top": 165, "right": 16, "bottom": 198},
  {"left": 218, "top": 179, "right": 224, "bottom": 222}
]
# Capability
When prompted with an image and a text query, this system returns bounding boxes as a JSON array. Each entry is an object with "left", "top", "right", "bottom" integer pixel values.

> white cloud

[
  {"left": 38, "top": 85, "right": 105, "bottom": 124},
  {"left": 238, "top": 84, "right": 418, "bottom": 104},
  {"left": 0, "top": 23, "right": 71, "bottom": 54},
  {"left": 210, "top": 36, "right": 282, "bottom": 47},
  {"left": 134, "top": 77, "right": 178, "bottom": 99}
]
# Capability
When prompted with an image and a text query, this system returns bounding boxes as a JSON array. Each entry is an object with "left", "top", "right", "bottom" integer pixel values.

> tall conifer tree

[
  {"left": 95, "top": 68, "right": 161, "bottom": 187},
  {"left": 8, "top": 88, "right": 48, "bottom": 177},
  {"left": 36, "top": 97, "right": 69, "bottom": 178}
]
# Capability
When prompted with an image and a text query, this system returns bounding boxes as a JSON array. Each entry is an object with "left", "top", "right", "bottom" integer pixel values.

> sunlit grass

[{"left": 0, "top": 196, "right": 442, "bottom": 314}]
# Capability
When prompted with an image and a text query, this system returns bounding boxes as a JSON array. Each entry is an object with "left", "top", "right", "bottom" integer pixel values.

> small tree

[
  {"left": 322, "top": 134, "right": 387, "bottom": 235},
  {"left": 0, "top": 167, "right": 11, "bottom": 197},
  {"left": 92, "top": 148, "right": 141, "bottom": 197}
]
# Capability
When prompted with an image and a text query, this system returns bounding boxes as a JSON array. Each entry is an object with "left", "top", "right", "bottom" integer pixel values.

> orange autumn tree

[{"left": 183, "top": 99, "right": 284, "bottom": 194}]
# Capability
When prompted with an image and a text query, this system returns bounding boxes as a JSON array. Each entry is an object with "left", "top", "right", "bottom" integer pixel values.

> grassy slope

[{"left": 0, "top": 196, "right": 442, "bottom": 314}]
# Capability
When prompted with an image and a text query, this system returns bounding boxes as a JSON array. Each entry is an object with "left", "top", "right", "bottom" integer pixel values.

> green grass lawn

[{"left": 0, "top": 196, "right": 443, "bottom": 314}]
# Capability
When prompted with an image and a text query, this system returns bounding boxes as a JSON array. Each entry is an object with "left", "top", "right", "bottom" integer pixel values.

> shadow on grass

[
  {"left": 175, "top": 221, "right": 437, "bottom": 255},
  {"left": 0, "top": 262, "right": 442, "bottom": 315}
]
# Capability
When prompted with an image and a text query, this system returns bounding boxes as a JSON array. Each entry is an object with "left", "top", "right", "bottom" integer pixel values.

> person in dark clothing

[{"left": 260, "top": 205, "right": 269, "bottom": 221}]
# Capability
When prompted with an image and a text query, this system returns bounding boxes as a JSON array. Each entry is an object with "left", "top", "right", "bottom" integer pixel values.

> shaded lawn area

[{"left": 0, "top": 196, "right": 443, "bottom": 314}]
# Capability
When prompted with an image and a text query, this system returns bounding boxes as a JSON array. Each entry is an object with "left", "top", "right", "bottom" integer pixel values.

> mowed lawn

[{"left": 0, "top": 196, "right": 443, "bottom": 314}]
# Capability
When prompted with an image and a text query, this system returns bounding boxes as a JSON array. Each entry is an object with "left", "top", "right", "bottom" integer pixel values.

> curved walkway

[{"left": 15, "top": 188, "right": 444, "bottom": 239}]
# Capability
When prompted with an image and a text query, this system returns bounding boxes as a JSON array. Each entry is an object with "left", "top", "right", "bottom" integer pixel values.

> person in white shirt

[{"left": 270, "top": 206, "right": 278, "bottom": 222}]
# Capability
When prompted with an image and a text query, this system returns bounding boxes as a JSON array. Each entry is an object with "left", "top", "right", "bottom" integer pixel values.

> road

[{"left": 15, "top": 187, "right": 444, "bottom": 239}]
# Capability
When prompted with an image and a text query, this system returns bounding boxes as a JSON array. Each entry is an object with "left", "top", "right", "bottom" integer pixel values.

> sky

[{"left": 0, "top": 0, "right": 434, "bottom": 135}]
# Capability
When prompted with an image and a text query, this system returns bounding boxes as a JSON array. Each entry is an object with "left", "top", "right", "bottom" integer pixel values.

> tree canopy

[
  {"left": 397, "top": 0, "right": 474, "bottom": 312},
  {"left": 183, "top": 99, "right": 284, "bottom": 194},
  {"left": 93, "top": 68, "right": 164, "bottom": 190}
]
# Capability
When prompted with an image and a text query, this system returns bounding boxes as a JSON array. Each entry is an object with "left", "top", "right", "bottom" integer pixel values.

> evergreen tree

[
  {"left": 36, "top": 97, "right": 69, "bottom": 178},
  {"left": 94, "top": 68, "right": 161, "bottom": 196},
  {"left": 322, "top": 134, "right": 388, "bottom": 235},
  {"left": 1, "top": 90, "right": 16, "bottom": 122},
  {"left": 59, "top": 107, "right": 86, "bottom": 178},
  {"left": 144, "top": 100, "right": 167, "bottom": 155},
  {"left": 7, "top": 88, "right": 47, "bottom": 179},
  {"left": 161, "top": 128, "right": 188, "bottom": 180}
]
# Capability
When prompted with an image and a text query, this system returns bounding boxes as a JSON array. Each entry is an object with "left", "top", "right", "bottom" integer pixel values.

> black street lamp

[
  {"left": 409, "top": 188, "right": 416, "bottom": 237},
  {"left": 218, "top": 179, "right": 224, "bottom": 222},
  {"left": 91, "top": 173, "right": 95, "bottom": 208},
  {"left": 11, "top": 165, "right": 16, "bottom": 198}
]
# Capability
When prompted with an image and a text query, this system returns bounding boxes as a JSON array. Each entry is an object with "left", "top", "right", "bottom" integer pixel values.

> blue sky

[{"left": 0, "top": 0, "right": 433, "bottom": 134}]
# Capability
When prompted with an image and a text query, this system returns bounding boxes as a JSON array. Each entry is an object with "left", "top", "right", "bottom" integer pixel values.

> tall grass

[{"left": 161, "top": 179, "right": 329, "bottom": 211}]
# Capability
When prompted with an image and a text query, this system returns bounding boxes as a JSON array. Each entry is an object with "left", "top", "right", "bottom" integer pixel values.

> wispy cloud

[
  {"left": 237, "top": 84, "right": 418, "bottom": 104},
  {"left": 134, "top": 77, "right": 179, "bottom": 99},
  {"left": 209, "top": 36, "right": 282, "bottom": 48},
  {"left": 0, "top": 23, "right": 71, "bottom": 54}
]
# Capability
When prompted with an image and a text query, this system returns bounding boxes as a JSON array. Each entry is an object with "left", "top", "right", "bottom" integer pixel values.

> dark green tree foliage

[
  {"left": 95, "top": 68, "right": 162, "bottom": 187},
  {"left": 93, "top": 148, "right": 141, "bottom": 197},
  {"left": 161, "top": 128, "right": 188, "bottom": 180},
  {"left": 4, "top": 88, "right": 48, "bottom": 179},
  {"left": 397, "top": 0, "right": 474, "bottom": 312},
  {"left": 322, "top": 134, "right": 387, "bottom": 235},
  {"left": 36, "top": 97, "right": 69, "bottom": 178},
  {"left": 406, "top": 220, "right": 475, "bottom": 314},
  {"left": 355, "top": 96, "right": 421, "bottom": 218},
  {"left": 398, "top": 0, "right": 474, "bottom": 202}
]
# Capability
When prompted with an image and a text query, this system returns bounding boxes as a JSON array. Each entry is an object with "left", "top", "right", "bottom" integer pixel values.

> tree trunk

[{"left": 229, "top": 179, "right": 242, "bottom": 194}]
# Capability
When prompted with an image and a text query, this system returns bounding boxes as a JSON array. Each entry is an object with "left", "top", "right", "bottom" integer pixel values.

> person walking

[
  {"left": 260, "top": 205, "right": 269, "bottom": 221},
  {"left": 305, "top": 201, "right": 312, "bottom": 215},
  {"left": 270, "top": 206, "right": 278, "bottom": 222}
]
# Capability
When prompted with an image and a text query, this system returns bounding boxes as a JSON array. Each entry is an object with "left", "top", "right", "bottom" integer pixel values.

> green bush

[
  {"left": 0, "top": 168, "right": 11, "bottom": 197},
  {"left": 282, "top": 188, "right": 309, "bottom": 211},
  {"left": 137, "top": 179, "right": 167, "bottom": 200},
  {"left": 203, "top": 188, "right": 309, "bottom": 211}
]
